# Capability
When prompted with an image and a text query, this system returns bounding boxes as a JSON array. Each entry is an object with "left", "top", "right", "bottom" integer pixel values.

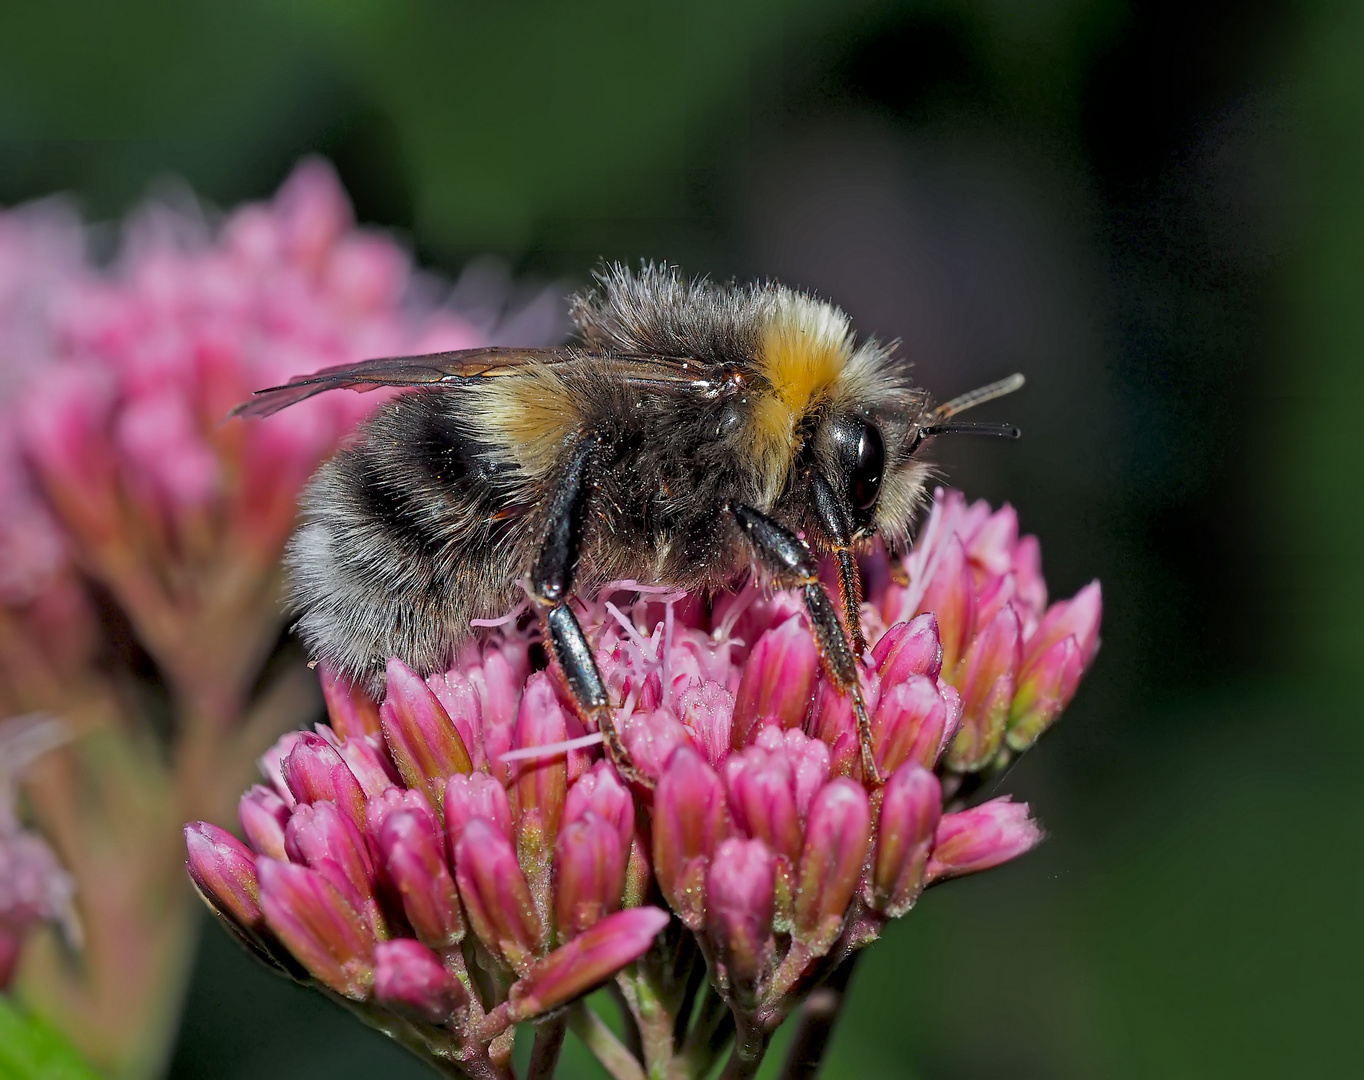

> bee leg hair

[
  {"left": 529, "top": 434, "right": 649, "bottom": 787},
  {"left": 732, "top": 504, "right": 883, "bottom": 785},
  {"left": 809, "top": 472, "right": 868, "bottom": 656}
]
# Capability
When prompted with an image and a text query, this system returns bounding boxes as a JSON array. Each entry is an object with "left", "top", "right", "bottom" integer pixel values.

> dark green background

[{"left": 4, "top": 1, "right": 1359, "bottom": 1076}]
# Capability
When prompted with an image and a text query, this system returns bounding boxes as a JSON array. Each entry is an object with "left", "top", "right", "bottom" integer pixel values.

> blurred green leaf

[{"left": 0, "top": 997, "right": 103, "bottom": 1080}]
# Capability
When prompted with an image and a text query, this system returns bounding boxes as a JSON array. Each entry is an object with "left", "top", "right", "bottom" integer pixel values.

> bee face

[{"left": 744, "top": 289, "right": 932, "bottom": 553}]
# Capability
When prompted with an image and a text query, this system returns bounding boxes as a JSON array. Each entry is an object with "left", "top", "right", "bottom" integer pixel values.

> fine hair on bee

[{"left": 236, "top": 262, "right": 1025, "bottom": 785}]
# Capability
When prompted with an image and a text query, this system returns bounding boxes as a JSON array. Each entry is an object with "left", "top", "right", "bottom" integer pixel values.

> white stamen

[
  {"left": 499, "top": 731, "right": 605, "bottom": 763},
  {"left": 471, "top": 599, "right": 530, "bottom": 628}
]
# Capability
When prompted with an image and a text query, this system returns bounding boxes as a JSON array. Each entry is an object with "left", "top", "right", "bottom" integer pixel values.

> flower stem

[
  {"left": 717, "top": 1013, "right": 768, "bottom": 1080},
  {"left": 776, "top": 953, "right": 860, "bottom": 1080},
  {"left": 568, "top": 1003, "right": 647, "bottom": 1080},
  {"left": 527, "top": 1015, "right": 567, "bottom": 1080}
]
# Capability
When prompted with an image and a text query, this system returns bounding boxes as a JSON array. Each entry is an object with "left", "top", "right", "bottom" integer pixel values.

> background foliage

[{"left": 2, "top": 0, "right": 1358, "bottom": 1076}]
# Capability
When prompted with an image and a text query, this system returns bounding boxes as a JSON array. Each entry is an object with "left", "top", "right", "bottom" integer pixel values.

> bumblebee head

[{"left": 752, "top": 291, "right": 1021, "bottom": 553}]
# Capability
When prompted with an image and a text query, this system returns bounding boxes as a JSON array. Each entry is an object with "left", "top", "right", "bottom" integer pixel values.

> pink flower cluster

[
  {"left": 188, "top": 649, "right": 668, "bottom": 1075},
  {"left": 186, "top": 489, "right": 1100, "bottom": 1076},
  {"left": 0, "top": 159, "right": 508, "bottom": 707}
]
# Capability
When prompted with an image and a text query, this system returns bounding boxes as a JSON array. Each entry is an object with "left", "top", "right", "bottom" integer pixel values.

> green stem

[
  {"left": 527, "top": 1015, "right": 568, "bottom": 1080},
  {"left": 717, "top": 1013, "right": 768, "bottom": 1080},
  {"left": 568, "top": 1003, "right": 647, "bottom": 1080},
  {"left": 776, "top": 953, "right": 860, "bottom": 1080},
  {"left": 616, "top": 968, "right": 677, "bottom": 1078}
]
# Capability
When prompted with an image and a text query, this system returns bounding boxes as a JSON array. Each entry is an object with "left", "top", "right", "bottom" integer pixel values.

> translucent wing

[{"left": 233, "top": 347, "right": 709, "bottom": 419}]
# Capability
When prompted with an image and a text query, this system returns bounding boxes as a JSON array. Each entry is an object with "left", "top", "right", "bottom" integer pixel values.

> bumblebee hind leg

[
  {"left": 529, "top": 434, "right": 648, "bottom": 786},
  {"left": 732, "top": 503, "right": 882, "bottom": 786}
]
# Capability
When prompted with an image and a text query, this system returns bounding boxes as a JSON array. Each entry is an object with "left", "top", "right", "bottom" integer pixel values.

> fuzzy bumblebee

[{"left": 237, "top": 263, "right": 1022, "bottom": 783}]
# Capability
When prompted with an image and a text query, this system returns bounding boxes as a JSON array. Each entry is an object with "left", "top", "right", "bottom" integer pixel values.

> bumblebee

[{"left": 238, "top": 263, "right": 1022, "bottom": 783}]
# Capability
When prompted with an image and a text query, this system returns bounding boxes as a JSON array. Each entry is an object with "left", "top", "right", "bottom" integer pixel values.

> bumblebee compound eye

[{"left": 849, "top": 420, "right": 884, "bottom": 515}]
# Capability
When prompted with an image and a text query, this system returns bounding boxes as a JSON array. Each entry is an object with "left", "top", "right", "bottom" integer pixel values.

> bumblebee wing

[
  {"left": 232, "top": 346, "right": 581, "bottom": 418},
  {"left": 234, "top": 347, "right": 710, "bottom": 419}
]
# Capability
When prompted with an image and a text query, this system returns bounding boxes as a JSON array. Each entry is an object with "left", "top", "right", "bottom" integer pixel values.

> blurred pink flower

[
  {"left": 0, "top": 715, "right": 78, "bottom": 990},
  {"left": 0, "top": 161, "right": 564, "bottom": 1076},
  {"left": 0, "top": 158, "right": 564, "bottom": 717}
]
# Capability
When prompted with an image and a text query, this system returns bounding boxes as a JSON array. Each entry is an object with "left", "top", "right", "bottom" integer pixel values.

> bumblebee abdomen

[{"left": 286, "top": 391, "right": 535, "bottom": 692}]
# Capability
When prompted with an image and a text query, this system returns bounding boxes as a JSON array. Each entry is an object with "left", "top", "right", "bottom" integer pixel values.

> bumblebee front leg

[
  {"left": 809, "top": 473, "right": 868, "bottom": 656},
  {"left": 732, "top": 504, "right": 882, "bottom": 785},
  {"left": 530, "top": 435, "right": 647, "bottom": 786}
]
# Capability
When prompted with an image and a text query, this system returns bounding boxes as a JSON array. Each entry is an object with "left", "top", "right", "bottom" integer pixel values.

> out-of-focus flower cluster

[
  {"left": 0, "top": 162, "right": 562, "bottom": 1075},
  {"left": 0, "top": 716, "right": 77, "bottom": 992},
  {"left": 188, "top": 488, "right": 1100, "bottom": 1079},
  {"left": 0, "top": 159, "right": 546, "bottom": 711}
]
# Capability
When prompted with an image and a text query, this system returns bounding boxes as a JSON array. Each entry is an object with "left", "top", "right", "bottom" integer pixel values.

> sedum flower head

[{"left": 188, "top": 487, "right": 1099, "bottom": 1077}]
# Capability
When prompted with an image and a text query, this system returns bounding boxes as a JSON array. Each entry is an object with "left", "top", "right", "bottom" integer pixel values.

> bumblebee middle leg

[
  {"left": 529, "top": 434, "right": 646, "bottom": 785},
  {"left": 731, "top": 504, "right": 882, "bottom": 785}
]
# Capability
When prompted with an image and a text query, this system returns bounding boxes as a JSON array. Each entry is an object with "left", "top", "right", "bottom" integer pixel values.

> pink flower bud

[
  {"left": 872, "top": 675, "right": 949, "bottom": 776},
  {"left": 381, "top": 657, "right": 473, "bottom": 810},
  {"left": 454, "top": 817, "right": 544, "bottom": 973},
  {"left": 505, "top": 907, "right": 669, "bottom": 1022},
  {"left": 808, "top": 679, "right": 853, "bottom": 751},
  {"left": 873, "top": 613, "right": 943, "bottom": 684},
  {"left": 426, "top": 668, "right": 483, "bottom": 771},
  {"left": 284, "top": 801, "right": 378, "bottom": 931},
  {"left": 926, "top": 797, "right": 1043, "bottom": 883},
  {"left": 965, "top": 503, "right": 1019, "bottom": 578},
  {"left": 676, "top": 681, "right": 734, "bottom": 767},
  {"left": 1022, "top": 581, "right": 1101, "bottom": 673},
  {"left": 373, "top": 939, "right": 467, "bottom": 1023},
  {"left": 378, "top": 808, "right": 465, "bottom": 948},
  {"left": 115, "top": 390, "right": 218, "bottom": 510},
  {"left": 792, "top": 779, "right": 871, "bottom": 954},
  {"left": 724, "top": 746, "right": 802, "bottom": 866},
  {"left": 331, "top": 732, "right": 399, "bottom": 800},
  {"left": 622, "top": 708, "right": 688, "bottom": 781},
  {"left": 706, "top": 838, "right": 776, "bottom": 1000},
  {"left": 258, "top": 731, "right": 303, "bottom": 808},
  {"left": 21, "top": 365, "right": 117, "bottom": 515},
  {"left": 974, "top": 567, "right": 1017, "bottom": 632},
  {"left": 238, "top": 785, "right": 290, "bottom": 860},
  {"left": 274, "top": 156, "right": 351, "bottom": 268},
  {"left": 283, "top": 732, "right": 368, "bottom": 831},
  {"left": 185, "top": 822, "right": 262, "bottom": 930},
  {"left": 466, "top": 643, "right": 527, "bottom": 785},
  {"left": 319, "top": 662, "right": 382, "bottom": 741},
  {"left": 513, "top": 672, "right": 570, "bottom": 855},
  {"left": 653, "top": 746, "right": 729, "bottom": 927},
  {"left": 257, "top": 857, "right": 376, "bottom": 999},
  {"left": 768, "top": 728, "right": 831, "bottom": 819},
  {"left": 869, "top": 765, "right": 940, "bottom": 916},
  {"left": 1008, "top": 635, "right": 1085, "bottom": 751},
  {"left": 731, "top": 615, "right": 819, "bottom": 749},
  {"left": 364, "top": 785, "right": 436, "bottom": 849},
  {"left": 554, "top": 813, "right": 627, "bottom": 938},
  {"left": 562, "top": 761, "right": 634, "bottom": 853},
  {"left": 1012, "top": 534, "right": 1048, "bottom": 622},
  {"left": 444, "top": 772, "right": 513, "bottom": 854},
  {"left": 945, "top": 603, "right": 1021, "bottom": 772},
  {"left": 917, "top": 536, "right": 975, "bottom": 672}
]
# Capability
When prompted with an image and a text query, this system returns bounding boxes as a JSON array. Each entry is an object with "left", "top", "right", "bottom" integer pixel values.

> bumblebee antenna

[
  {"left": 917, "top": 421, "right": 1020, "bottom": 440},
  {"left": 910, "top": 419, "right": 1021, "bottom": 454},
  {"left": 931, "top": 373, "right": 1025, "bottom": 420}
]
